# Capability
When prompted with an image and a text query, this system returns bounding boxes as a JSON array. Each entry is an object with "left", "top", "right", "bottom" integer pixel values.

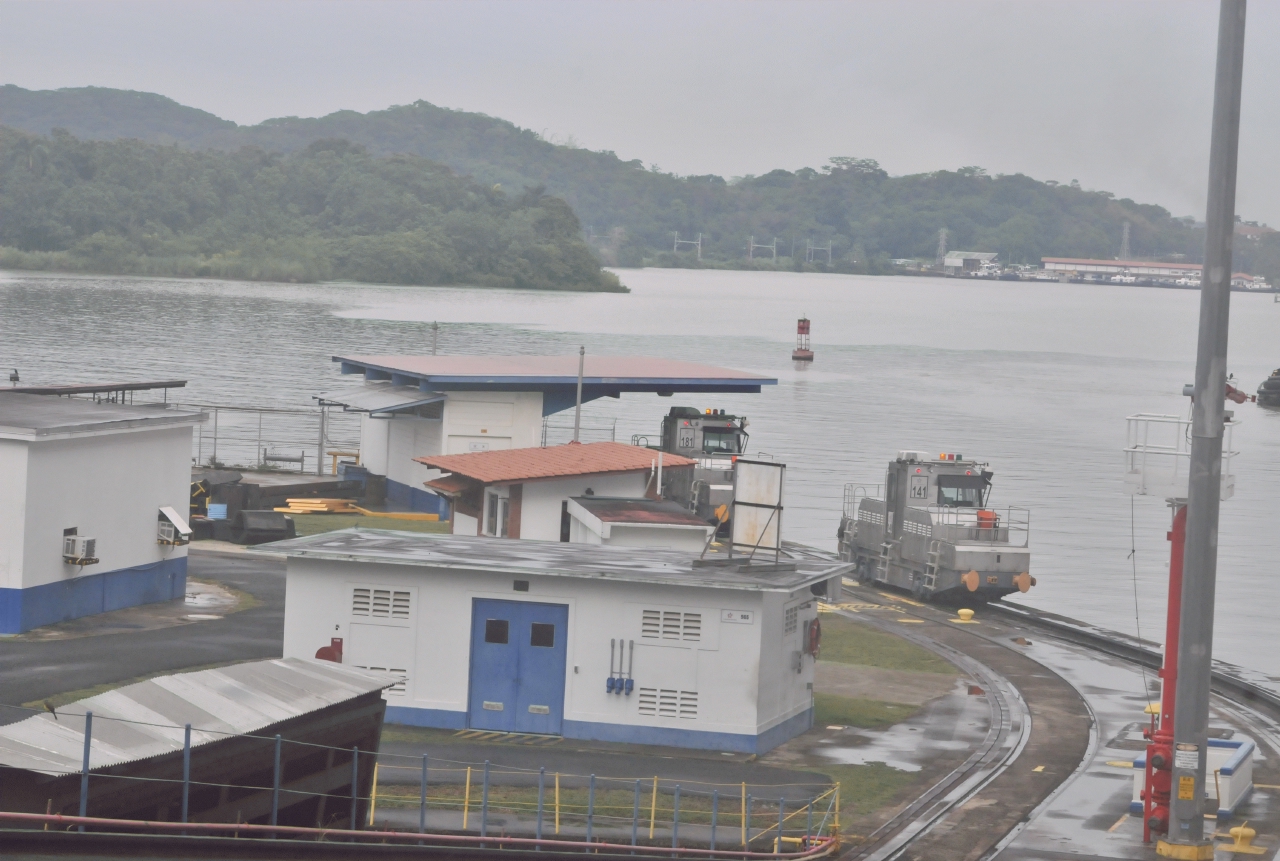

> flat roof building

[
  {"left": 567, "top": 496, "right": 716, "bottom": 552},
  {"left": 0, "top": 394, "right": 204, "bottom": 633},
  {"left": 319, "top": 355, "right": 775, "bottom": 515},
  {"left": 943, "top": 251, "right": 998, "bottom": 273},
  {"left": 273, "top": 529, "right": 849, "bottom": 753},
  {"left": 417, "top": 441, "right": 696, "bottom": 540}
]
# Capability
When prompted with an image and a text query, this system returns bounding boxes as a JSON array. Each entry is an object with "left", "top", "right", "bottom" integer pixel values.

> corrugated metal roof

[
  {"left": 415, "top": 442, "right": 694, "bottom": 485},
  {"left": 255, "top": 528, "right": 850, "bottom": 593},
  {"left": 317, "top": 383, "right": 446, "bottom": 414},
  {"left": 0, "top": 659, "right": 397, "bottom": 776}
]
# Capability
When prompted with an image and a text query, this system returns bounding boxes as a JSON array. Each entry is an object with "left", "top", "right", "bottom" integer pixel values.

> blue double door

[{"left": 468, "top": 599, "right": 569, "bottom": 735}]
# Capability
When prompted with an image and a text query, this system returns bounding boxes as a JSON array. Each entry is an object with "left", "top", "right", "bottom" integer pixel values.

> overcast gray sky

[{"left": 2, "top": 0, "right": 1276, "bottom": 223}]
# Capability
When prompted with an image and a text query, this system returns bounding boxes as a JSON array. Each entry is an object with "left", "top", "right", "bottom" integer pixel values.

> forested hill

[
  {"left": 4, "top": 85, "right": 1278, "bottom": 280},
  {"left": 0, "top": 127, "right": 624, "bottom": 291}
]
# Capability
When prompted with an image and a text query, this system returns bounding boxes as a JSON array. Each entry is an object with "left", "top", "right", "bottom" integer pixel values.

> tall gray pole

[
  {"left": 572, "top": 346, "right": 585, "bottom": 443},
  {"left": 1168, "top": 0, "right": 1246, "bottom": 853}
]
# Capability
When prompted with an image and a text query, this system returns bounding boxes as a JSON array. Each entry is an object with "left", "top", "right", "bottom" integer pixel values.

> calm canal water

[{"left": 2, "top": 268, "right": 1278, "bottom": 680}]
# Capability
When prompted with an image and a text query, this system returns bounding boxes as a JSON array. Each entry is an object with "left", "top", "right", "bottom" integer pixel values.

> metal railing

[
  {"left": 542, "top": 417, "right": 617, "bottom": 447},
  {"left": 1, "top": 702, "right": 838, "bottom": 855},
  {"left": 180, "top": 404, "right": 361, "bottom": 475},
  {"left": 923, "top": 505, "right": 1030, "bottom": 547},
  {"left": 1123, "top": 412, "right": 1238, "bottom": 501},
  {"left": 842, "top": 484, "right": 883, "bottom": 518}
]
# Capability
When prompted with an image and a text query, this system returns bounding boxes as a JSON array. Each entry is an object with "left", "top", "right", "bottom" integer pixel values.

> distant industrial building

[
  {"left": 0, "top": 658, "right": 394, "bottom": 827},
  {"left": 275, "top": 529, "right": 848, "bottom": 753},
  {"left": 1041, "top": 257, "right": 1205, "bottom": 280},
  {"left": 1041, "top": 257, "right": 1270, "bottom": 288},
  {"left": 943, "top": 251, "right": 999, "bottom": 275},
  {"left": 415, "top": 441, "right": 695, "bottom": 540},
  {"left": 0, "top": 394, "right": 203, "bottom": 633},
  {"left": 318, "top": 356, "right": 776, "bottom": 516}
]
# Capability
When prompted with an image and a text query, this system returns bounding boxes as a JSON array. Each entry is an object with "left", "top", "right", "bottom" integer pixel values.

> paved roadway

[{"left": 0, "top": 552, "right": 285, "bottom": 725}]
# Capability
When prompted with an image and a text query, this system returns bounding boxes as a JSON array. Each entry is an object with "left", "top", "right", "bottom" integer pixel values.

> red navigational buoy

[{"left": 792, "top": 317, "right": 814, "bottom": 361}]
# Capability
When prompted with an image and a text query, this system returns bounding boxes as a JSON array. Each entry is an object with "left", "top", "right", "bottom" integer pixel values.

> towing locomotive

[{"left": 837, "top": 451, "right": 1033, "bottom": 602}]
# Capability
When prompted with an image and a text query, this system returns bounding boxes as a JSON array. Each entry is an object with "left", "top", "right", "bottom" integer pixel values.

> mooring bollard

[
  {"left": 271, "top": 735, "right": 282, "bottom": 827},
  {"left": 586, "top": 774, "right": 596, "bottom": 846},
  {"left": 710, "top": 789, "right": 719, "bottom": 853},
  {"left": 419, "top": 755, "right": 428, "bottom": 835},
  {"left": 632, "top": 779, "right": 641, "bottom": 848},
  {"left": 672, "top": 784, "right": 681, "bottom": 848},
  {"left": 481, "top": 760, "right": 491, "bottom": 840},
  {"left": 78, "top": 711, "right": 93, "bottom": 832},
  {"left": 181, "top": 724, "right": 192, "bottom": 828},
  {"left": 349, "top": 746, "right": 359, "bottom": 829}
]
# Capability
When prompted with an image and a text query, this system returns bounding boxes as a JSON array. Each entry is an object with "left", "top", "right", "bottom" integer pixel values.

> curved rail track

[{"left": 830, "top": 580, "right": 1280, "bottom": 861}]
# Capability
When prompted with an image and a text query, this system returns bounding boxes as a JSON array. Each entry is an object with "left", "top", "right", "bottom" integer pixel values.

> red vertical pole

[{"left": 1144, "top": 503, "right": 1187, "bottom": 841}]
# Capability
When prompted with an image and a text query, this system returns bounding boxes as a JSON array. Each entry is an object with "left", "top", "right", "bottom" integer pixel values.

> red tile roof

[{"left": 416, "top": 442, "right": 695, "bottom": 485}]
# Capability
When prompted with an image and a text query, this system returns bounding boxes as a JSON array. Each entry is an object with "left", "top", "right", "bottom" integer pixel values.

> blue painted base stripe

[
  {"left": 381, "top": 705, "right": 814, "bottom": 754},
  {"left": 0, "top": 557, "right": 187, "bottom": 634},
  {"left": 386, "top": 479, "right": 451, "bottom": 516},
  {"left": 384, "top": 706, "right": 468, "bottom": 730}
]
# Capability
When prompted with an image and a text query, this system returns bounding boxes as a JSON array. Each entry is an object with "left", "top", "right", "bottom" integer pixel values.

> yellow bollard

[
  {"left": 367, "top": 763, "right": 379, "bottom": 826},
  {"left": 649, "top": 776, "right": 658, "bottom": 839},
  {"left": 1221, "top": 822, "right": 1265, "bottom": 855},
  {"left": 463, "top": 766, "right": 471, "bottom": 830},
  {"left": 555, "top": 772, "right": 561, "bottom": 835},
  {"left": 834, "top": 783, "right": 841, "bottom": 836}
]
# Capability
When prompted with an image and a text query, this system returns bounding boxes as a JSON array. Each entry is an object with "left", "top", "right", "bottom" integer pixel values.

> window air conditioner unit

[
  {"left": 63, "top": 535, "right": 99, "bottom": 565},
  {"left": 158, "top": 506, "right": 193, "bottom": 546}
]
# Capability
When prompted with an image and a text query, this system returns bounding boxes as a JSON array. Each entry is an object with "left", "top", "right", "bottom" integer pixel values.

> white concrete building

[
  {"left": 318, "top": 355, "right": 776, "bottom": 515},
  {"left": 417, "top": 442, "right": 695, "bottom": 541},
  {"left": 0, "top": 394, "right": 204, "bottom": 633},
  {"left": 272, "top": 529, "right": 848, "bottom": 752}
]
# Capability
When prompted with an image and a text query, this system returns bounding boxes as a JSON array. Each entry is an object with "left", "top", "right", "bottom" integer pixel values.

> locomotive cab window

[
  {"left": 701, "top": 428, "right": 742, "bottom": 454},
  {"left": 936, "top": 475, "right": 988, "bottom": 508}
]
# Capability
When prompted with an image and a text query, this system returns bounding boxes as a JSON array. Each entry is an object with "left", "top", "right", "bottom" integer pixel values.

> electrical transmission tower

[
  {"left": 1119, "top": 221, "right": 1131, "bottom": 260},
  {"left": 935, "top": 228, "right": 949, "bottom": 265},
  {"left": 805, "top": 239, "right": 833, "bottom": 264},
  {"left": 673, "top": 232, "right": 702, "bottom": 260},
  {"left": 747, "top": 236, "right": 777, "bottom": 261}
]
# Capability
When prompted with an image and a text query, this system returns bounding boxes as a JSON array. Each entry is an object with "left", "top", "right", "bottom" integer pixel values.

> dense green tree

[{"left": 0, "top": 127, "right": 624, "bottom": 291}]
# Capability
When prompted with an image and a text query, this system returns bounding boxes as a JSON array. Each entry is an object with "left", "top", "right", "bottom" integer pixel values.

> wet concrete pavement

[
  {"left": 986, "top": 627, "right": 1280, "bottom": 861},
  {"left": 0, "top": 551, "right": 284, "bottom": 724}
]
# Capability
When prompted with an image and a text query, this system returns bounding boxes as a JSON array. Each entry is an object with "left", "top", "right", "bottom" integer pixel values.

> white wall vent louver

[
  {"left": 352, "top": 587, "right": 411, "bottom": 619},
  {"left": 641, "top": 609, "right": 701, "bottom": 642}
]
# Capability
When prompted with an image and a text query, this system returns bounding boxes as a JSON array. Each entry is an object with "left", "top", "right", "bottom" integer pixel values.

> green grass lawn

[
  {"left": 817, "top": 612, "right": 955, "bottom": 674},
  {"left": 289, "top": 514, "right": 452, "bottom": 537},
  {"left": 812, "top": 693, "right": 920, "bottom": 729}
]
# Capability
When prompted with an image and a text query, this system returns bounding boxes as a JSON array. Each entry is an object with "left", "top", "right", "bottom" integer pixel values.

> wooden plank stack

[{"left": 274, "top": 498, "right": 360, "bottom": 515}]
